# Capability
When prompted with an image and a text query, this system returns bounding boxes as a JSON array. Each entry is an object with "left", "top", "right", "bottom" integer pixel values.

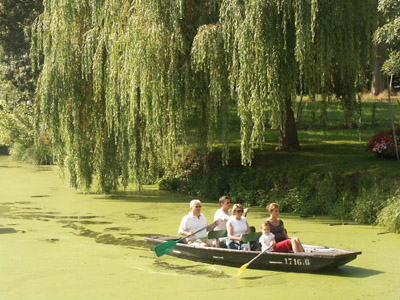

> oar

[
  {"left": 238, "top": 246, "right": 270, "bottom": 277},
  {"left": 155, "top": 224, "right": 210, "bottom": 257}
]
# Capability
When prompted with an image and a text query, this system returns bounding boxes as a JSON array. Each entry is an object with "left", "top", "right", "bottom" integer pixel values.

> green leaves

[
  {"left": 375, "top": 0, "right": 400, "bottom": 74},
  {"left": 31, "top": 0, "right": 378, "bottom": 192}
]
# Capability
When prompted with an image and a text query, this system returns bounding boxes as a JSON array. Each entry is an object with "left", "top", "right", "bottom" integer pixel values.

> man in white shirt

[
  {"left": 178, "top": 199, "right": 218, "bottom": 247},
  {"left": 214, "top": 196, "right": 249, "bottom": 230}
]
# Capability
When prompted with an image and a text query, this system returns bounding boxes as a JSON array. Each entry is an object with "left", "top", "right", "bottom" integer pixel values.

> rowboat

[{"left": 145, "top": 236, "right": 361, "bottom": 272}]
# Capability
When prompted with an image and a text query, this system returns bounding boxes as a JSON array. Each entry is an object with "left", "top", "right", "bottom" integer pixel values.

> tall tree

[
  {"left": 32, "top": 0, "right": 378, "bottom": 191},
  {"left": 215, "top": 0, "right": 376, "bottom": 156},
  {"left": 31, "top": 0, "right": 219, "bottom": 191}
]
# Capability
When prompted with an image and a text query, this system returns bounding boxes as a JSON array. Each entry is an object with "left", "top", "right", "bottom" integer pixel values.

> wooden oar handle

[{"left": 247, "top": 247, "right": 268, "bottom": 264}]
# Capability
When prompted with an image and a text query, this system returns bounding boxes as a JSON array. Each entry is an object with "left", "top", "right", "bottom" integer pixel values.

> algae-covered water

[{"left": 0, "top": 156, "right": 399, "bottom": 300}]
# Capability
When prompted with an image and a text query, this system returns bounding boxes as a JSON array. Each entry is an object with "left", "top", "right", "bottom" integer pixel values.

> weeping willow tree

[
  {"left": 216, "top": 0, "right": 377, "bottom": 163},
  {"left": 32, "top": 0, "right": 377, "bottom": 191},
  {"left": 32, "top": 0, "right": 219, "bottom": 192},
  {"left": 191, "top": 23, "right": 230, "bottom": 164},
  {"left": 219, "top": 0, "right": 302, "bottom": 163}
]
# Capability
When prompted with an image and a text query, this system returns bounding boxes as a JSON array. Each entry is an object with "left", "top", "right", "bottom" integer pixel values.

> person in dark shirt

[{"left": 265, "top": 203, "right": 304, "bottom": 253}]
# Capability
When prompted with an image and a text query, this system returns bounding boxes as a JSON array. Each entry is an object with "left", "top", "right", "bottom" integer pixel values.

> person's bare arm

[{"left": 206, "top": 220, "right": 219, "bottom": 231}]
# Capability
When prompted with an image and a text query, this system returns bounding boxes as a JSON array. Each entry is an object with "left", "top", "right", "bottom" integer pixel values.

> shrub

[
  {"left": 351, "top": 188, "right": 386, "bottom": 224},
  {"left": 158, "top": 149, "right": 400, "bottom": 227},
  {"left": 366, "top": 129, "right": 400, "bottom": 159},
  {"left": 377, "top": 190, "right": 400, "bottom": 233}
]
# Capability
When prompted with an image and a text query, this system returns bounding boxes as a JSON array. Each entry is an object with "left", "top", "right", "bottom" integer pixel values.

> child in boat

[{"left": 259, "top": 221, "right": 276, "bottom": 252}]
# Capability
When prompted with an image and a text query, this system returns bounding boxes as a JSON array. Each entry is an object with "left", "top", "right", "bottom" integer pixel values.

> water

[{"left": 0, "top": 156, "right": 399, "bottom": 300}]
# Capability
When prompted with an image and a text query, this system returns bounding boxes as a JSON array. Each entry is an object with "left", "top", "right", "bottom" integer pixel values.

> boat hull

[{"left": 145, "top": 236, "right": 361, "bottom": 272}]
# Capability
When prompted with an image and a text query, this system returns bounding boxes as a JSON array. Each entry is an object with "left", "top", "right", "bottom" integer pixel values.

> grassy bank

[{"left": 159, "top": 97, "right": 400, "bottom": 230}]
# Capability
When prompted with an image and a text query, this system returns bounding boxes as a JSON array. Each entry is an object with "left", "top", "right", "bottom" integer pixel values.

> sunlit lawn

[{"left": 202, "top": 95, "right": 400, "bottom": 177}]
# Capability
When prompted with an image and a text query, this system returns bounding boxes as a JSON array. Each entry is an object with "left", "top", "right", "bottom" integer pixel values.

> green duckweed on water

[{"left": 0, "top": 156, "right": 399, "bottom": 300}]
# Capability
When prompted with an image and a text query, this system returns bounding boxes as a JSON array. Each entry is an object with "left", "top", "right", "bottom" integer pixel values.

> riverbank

[
  {"left": 159, "top": 141, "right": 400, "bottom": 224},
  {"left": 0, "top": 156, "right": 399, "bottom": 300}
]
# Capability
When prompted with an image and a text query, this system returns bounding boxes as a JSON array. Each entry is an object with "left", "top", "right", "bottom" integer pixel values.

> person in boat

[
  {"left": 213, "top": 195, "right": 250, "bottom": 231},
  {"left": 178, "top": 199, "right": 219, "bottom": 247},
  {"left": 226, "top": 204, "right": 260, "bottom": 251},
  {"left": 265, "top": 203, "right": 304, "bottom": 253},
  {"left": 259, "top": 221, "right": 276, "bottom": 252}
]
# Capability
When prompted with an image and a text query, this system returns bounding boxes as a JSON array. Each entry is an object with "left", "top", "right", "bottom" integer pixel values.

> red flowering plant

[{"left": 366, "top": 129, "right": 400, "bottom": 159}]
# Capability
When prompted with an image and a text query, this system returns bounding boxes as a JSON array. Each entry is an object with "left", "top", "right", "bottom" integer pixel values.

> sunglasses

[
  {"left": 193, "top": 205, "right": 202, "bottom": 208},
  {"left": 236, "top": 210, "right": 243, "bottom": 213}
]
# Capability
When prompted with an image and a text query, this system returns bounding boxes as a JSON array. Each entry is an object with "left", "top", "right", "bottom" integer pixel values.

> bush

[
  {"left": 377, "top": 190, "right": 400, "bottom": 233},
  {"left": 351, "top": 187, "right": 386, "bottom": 224},
  {"left": 159, "top": 148, "right": 400, "bottom": 227},
  {"left": 366, "top": 129, "right": 400, "bottom": 159}
]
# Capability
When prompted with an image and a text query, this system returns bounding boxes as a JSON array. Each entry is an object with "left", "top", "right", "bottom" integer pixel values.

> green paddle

[{"left": 155, "top": 224, "right": 211, "bottom": 257}]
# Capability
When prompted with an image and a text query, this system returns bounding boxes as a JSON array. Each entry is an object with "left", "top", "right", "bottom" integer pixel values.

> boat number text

[{"left": 284, "top": 258, "right": 311, "bottom": 266}]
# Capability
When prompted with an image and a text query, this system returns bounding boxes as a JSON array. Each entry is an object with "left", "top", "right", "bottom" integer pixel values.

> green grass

[{"left": 200, "top": 98, "right": 400, "bottom": 148}]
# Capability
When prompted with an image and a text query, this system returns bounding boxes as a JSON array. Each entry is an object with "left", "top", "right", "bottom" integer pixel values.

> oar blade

[
  {"left": 155, "top": 240, "right": 178, "bottom": 257},
  {"left": 238, "top": 263, "right": 249, "bottom": 277}
]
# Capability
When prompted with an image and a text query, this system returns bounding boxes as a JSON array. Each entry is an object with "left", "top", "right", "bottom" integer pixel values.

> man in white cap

[{"left": 178, "top": 199, "right": 218, "bottom": 247}]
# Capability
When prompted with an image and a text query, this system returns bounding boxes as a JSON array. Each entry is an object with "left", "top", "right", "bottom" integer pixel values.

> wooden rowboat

[{"left": 145, "top": 236, "right": 361, "bottom": 272}]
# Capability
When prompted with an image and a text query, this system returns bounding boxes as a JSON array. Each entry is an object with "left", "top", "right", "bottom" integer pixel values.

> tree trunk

[
  {"left": 278, "top": 96, "right": 300, "bottom": 151},
  {"left": 372, "top": 42, "right": 384, "bottom": 96}
]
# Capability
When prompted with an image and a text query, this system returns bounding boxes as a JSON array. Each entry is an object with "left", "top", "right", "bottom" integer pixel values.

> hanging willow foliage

[
  {"left": 32, "top": 0, "right": 377, "bottom": 191},
  {"left": 191, "top": 23, "right": 230, "bottom": 164},
  {"left": 220, "top": 0, "right": 300, "bottom": 164},
  {"left": 31, "top": 0, "right": 220, "bottom": 192},
  {"left": 218, "top": 0, "right": 377, "bottom": 162}
]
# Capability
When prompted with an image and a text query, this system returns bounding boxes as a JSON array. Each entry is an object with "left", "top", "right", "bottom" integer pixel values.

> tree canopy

[
  {"left": 31, "top": 0, "right": 378, "bottom": 192},
  {"left": 375, "top": 0, "right": 400, "bottom": 75},
  {"left": 0, "top": 0, "right": 45, "bottom": 162}
]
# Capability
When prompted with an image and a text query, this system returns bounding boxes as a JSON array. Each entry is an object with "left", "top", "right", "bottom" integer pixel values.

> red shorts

[{"left": 273, "top": 239, "right": 292, "bottom": 252}]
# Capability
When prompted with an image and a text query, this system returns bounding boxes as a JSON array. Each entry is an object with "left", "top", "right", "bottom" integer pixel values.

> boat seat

[
  {"left": 241, "top": 232, "right": 262, "bottom": 251},
  {"left": 207, "top": 229, "right": 228, "bottom": 248},
  {"left": 241, "top": 232, "right": 262, "bottom": 243},
  {"left": 207, "top": 229, "right": 227, "bottom": 239}
]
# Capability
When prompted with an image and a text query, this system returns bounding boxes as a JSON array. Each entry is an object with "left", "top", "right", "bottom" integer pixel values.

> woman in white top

[{"left": 226, "top": 204, "right": 252, "bottom": 250}]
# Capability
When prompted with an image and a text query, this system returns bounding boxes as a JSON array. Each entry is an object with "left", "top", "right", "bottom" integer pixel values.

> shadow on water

[
  {"left": 238, "top": 266, "right": 383, "bottom": 281},
  {"left": 61, "top": 221, "right": 152, "bottom": 249},
  {"left": 0, "top": 227, "right": 17, "bottom": 234},
  {"left": 239, "top": 276, "right": 264, "bottom": 280},
  {"left": 93, "top": 189, "right": 215, "bottom": 205},
  {"left": 317, "top": 265, "right": 384, "bottom": 278},
  {"left": 153, "top": 260, "right": 231, "bottom": 278}
]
